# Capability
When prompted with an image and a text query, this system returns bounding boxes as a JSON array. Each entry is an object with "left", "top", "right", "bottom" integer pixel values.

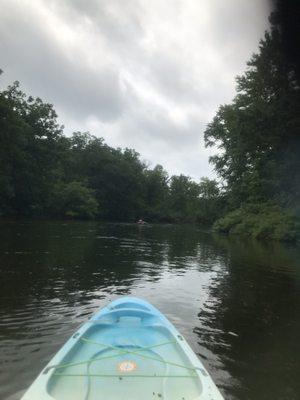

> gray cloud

[
  {"left": 0, "top": 1, "right": 126, "bottom": 121},
  {"left": 64, "top": 0, "right": 144, "bottom": 44},
  {"left": 0, "top": 0, "right": 271, "bottom": 179}
]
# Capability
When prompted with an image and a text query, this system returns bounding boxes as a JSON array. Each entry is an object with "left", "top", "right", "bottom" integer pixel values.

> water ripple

[{"left": 0, "top": 222, "right": 300, "bottom": 400}]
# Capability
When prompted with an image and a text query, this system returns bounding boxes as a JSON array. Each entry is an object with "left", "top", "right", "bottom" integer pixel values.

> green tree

[
  {"left": 169, "top": 175, "right": 200, "bottom": 222},
  {"left": 197, "top": 178, "right": 225, "bottom": 225},
  {"left": 204, "top": 27, "right": 300, "bottom": 240},
  {"left": 144, "top": 165, "right": 169, "bottom": 221},
  {"left": 205, "top": 30, "right": 300, "bottom": 209},
  {"left": 50, "top": 181, "right": 98, "bottom": 219},
  {"left": 0, "top": 81, "right": 65, "bottom": 216},
  {"left": 63, "top": 132, "right": 147, "bottom": 221}
]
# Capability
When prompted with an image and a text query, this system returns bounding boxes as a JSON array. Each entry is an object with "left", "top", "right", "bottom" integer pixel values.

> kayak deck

[{"left": 22, "top": 298, "right": 224, "bottom": 400}]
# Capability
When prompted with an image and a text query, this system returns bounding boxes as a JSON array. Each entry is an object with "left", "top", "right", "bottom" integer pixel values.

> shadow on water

[{"left": 0, "top": 221, "right": 300, "bottom": 399}]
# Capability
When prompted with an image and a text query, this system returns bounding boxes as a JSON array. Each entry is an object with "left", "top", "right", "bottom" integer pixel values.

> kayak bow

[{"left": 21, "top": 297, "right": 224, "bottom": 400}]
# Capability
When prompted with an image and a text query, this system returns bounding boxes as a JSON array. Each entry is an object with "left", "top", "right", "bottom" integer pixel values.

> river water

[{"left": 0, "top": 221, "right": 300, "bottom": 400}]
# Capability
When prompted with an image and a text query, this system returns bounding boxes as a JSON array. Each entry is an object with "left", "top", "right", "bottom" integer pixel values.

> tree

[
  {"left": 50, "top": 181, "right": 98, "bottom": 219},
  {"left": 205, "top": 29, "right": 300, "bottom": 209},
  {"left": 169, "top": 175, "right": 200, "bottom": 222},
  {"left": 144, "top": 165, "right": 169, "bottom": 221},
  {"left": 0, "top": 82, "right": 65, "bottom": 215},
  {"left": 197, "top": 178, "right": 225, "bottom": 225},
  {"left": 198, "top": 178, "right": 220, "bottom": 199},
  {"left": 204, "top": 26, "right": 300, "bottom": 240}
]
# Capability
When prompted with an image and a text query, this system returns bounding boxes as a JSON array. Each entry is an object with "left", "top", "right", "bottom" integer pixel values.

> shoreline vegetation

[{"left": 0, "top": 13, "right": 299, "bottom": 242}]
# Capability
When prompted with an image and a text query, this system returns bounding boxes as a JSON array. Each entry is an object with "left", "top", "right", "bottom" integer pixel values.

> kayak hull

[{"left": 21, "top": 297, "right": 224, "bottom": 400}]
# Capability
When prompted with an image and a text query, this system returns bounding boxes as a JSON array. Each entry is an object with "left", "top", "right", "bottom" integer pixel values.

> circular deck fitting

[{"left": 117, "top": 360, "right": 137, "bottom": 373}]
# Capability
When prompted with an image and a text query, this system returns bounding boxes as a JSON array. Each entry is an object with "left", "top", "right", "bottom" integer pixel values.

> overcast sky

[{"left": 0, "top": 0, "right": 271, "bottom": 179}]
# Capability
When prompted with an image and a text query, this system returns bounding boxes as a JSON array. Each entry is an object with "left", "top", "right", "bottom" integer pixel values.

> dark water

[{"left": 1, "top": 221, "right": 300, "bottom": 400}]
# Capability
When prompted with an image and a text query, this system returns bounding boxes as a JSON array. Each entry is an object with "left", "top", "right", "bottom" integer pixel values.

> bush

[{"left": 213, "top": 203, "right": 298, "bottom": 241}]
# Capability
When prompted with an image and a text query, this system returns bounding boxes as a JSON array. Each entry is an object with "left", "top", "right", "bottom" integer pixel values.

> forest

[
  {"left": 0, "top": 7, "right": 299, "bottom": 242},
  {"left": 0, "top": 78, "right": 224, "bottom": 225}
]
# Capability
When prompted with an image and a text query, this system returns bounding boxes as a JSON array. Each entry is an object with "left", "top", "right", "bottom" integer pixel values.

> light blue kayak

[{"left": 21, "top": 297, "right": 224, "bottom": 400}]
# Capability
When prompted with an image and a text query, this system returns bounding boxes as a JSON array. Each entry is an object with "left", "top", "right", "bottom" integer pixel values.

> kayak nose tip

[{"left": 109, "top": 296, "right": 153, "bottom": 311}]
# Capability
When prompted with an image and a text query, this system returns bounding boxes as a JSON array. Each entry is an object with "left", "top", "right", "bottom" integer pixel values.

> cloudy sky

[{"left": 0, "top": 0, "right": 271, "bottom": 179}]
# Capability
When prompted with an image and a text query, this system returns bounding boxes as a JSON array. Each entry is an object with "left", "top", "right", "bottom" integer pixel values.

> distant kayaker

[{"left": 137, "top": 218, "right": 146, "bottom": 225}]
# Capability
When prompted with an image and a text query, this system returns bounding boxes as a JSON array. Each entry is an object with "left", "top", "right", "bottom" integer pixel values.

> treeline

[
  {"left": 0, "top": 80, "right": 224, "bottom": 224},
  {"left": 204, "top": 7, "right": 300, "bottom": 241}
]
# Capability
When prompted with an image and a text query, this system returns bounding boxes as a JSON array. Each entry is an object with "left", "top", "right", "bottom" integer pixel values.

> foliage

[
  {"left": 144, "top": 165, "right": 169, "bottom": 221},
  {"left": 168, "top": 175, "right": 200, "bottom": 222},
  {"left": 205, "top": 25, "right": 300, "bottom": 241},
  {"left": 213, "top": 203, "right": 298, "bottom": 241},
  {"left": 0, "top": 80, "right": 221, "bottom": 223},
  {"left": 49, "top": 181, "right": 98, "bottom": 219},
  {"left": 0, "top": 81, "right": 65, "bottom": 216},
  {"left": 205, "top": 30, "right": 300, "bottom": 208},
  {"left": 196, "top": 178, "right": 226, "bottom": 225}
]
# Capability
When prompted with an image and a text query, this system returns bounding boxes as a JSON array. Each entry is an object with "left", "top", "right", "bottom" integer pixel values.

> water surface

[{"left": 1, "top": 221, "right": 300, "bottom": 399}]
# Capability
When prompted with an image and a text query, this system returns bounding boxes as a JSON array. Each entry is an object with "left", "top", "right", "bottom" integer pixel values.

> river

[{"left": 0, "top": 221, "right": 300, "bottom": 399}]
